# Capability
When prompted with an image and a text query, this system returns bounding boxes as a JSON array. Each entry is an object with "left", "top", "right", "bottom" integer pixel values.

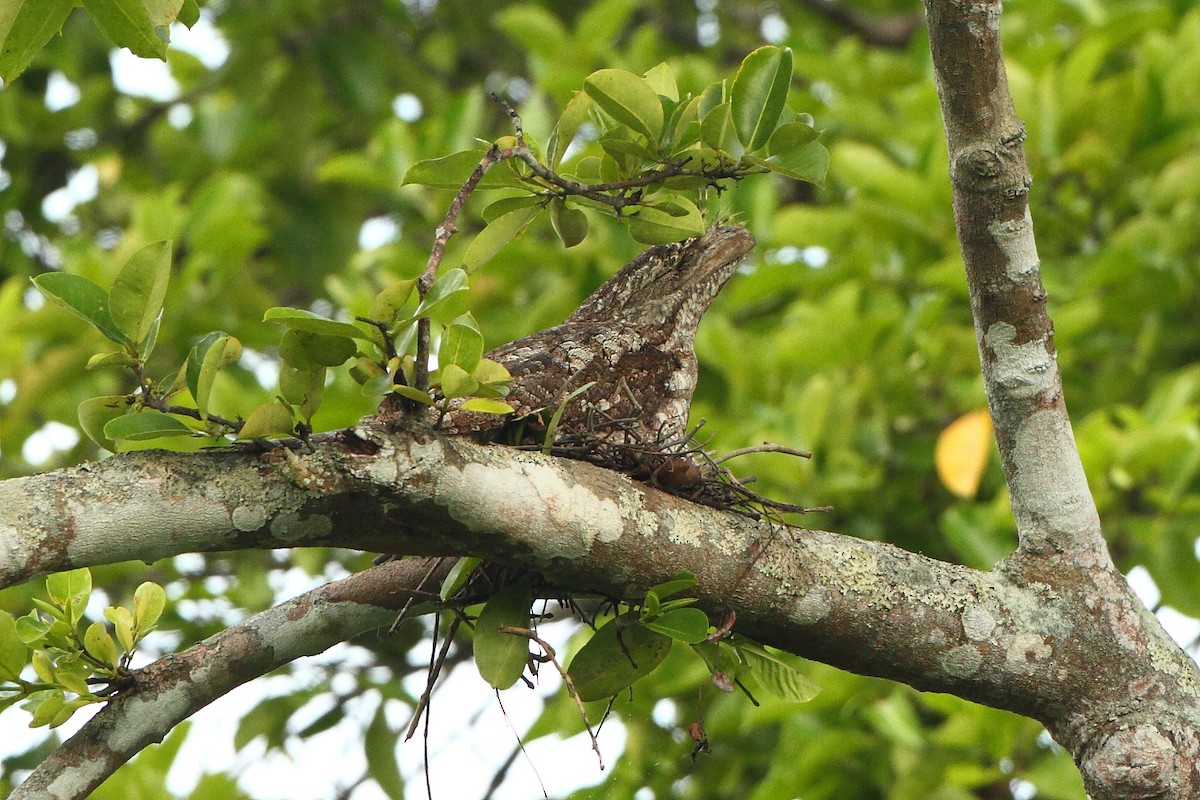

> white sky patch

[
  {"left": 0, "top": 379, "right": 15, "bottom": 404},
  {"left": 171, "top": 12, "right": 231, "bottom": 69},
  {"left": 110, "top": 49, "right": 180, "bottom": 101},
  {"left": 359, "top": 215, "right": 400, "bottom": 250},
  {"left": 240, "top": 348, "right": 280, "bottom": 390},
  {"left": 23, "top": 285, "right": 44, "bottom": 311},
  {"left": 392, "top": 92, "right": 423, "bottom": 122},
  {"left": 45, "top": 71, "right": 82, "bottom": 111},
  {"left": 772, "top": 244, "right": 829, "bottom": 269},
  {"left": 41, "top": 164, "right": 99, "bottom": 223},
  {"left": 168, "top": 103, "right": 194, "bottom": 129},
  {"left": 21, "top": 421, "right": 80, "bottom": 465},
  {"left": 1157, "top": 606, "right": 1200, "bottom": 652},
  {"left": 1126, "top": 565, "right": 1160, "bottom": 608},
  {"left": 761, "top": 12, "right": 789, "bottom": 44}
]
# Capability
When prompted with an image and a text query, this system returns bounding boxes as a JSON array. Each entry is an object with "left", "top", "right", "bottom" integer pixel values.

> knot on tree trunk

[{"left": 1080, "top": 718, "right": 1199, "bottom": 800}]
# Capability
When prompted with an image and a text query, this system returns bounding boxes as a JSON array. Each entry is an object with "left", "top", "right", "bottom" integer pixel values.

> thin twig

[
  {"left": 406, "top": 614, "right": 461, "bottom": 742},
  {"left": 390, "top": 557, "right": 449, "bottom": 633},
  {"left": 713, "top": 442, "right": 813, "bottom": 464},
  {"left": 492, "top": 692, "right": 549, "bottom": 799},
  {"left": 497, "top": 625, "right": 605, "bottom": 770},
  {"left": 414, "top": 144, "right": 505, "bottom": 391}
]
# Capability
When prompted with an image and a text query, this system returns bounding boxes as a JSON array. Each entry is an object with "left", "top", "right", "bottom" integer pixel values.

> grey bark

[{"left": 2, "top": 1, "right": 1197, "bottom": 797}]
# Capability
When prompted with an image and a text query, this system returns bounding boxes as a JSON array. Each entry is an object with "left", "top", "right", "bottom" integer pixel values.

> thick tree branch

[
  {"left": 10, "top": 557, "right": 452, "bottom": 800},
  {"left": 6, "top": 413, "right": 1200, "bottom": 799},
  {"left": 925, "top": 0, "right": 1105, "bottom": 569},
  {"left": 925, "top": 0, "right": 1200, "bottom": 796}
]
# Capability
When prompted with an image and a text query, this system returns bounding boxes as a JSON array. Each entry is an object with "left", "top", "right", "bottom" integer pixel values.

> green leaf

[
  {"left": 27, "top": 690, "right": 66, "bottom": 728},
  {"left": 109, "top": 240, "right": 172, "bottom": 347},
  {"left": 767, "top": 120, "right": 820, "bottom": 153},
  {"left": 55, "top": 667, "right": 93, "bottom": 699},
  {"left": 402, "top": 150, "right": 524, "bottom": 190},
  {"left": 82, "top": 0, "right": 168, "bottom": 60},
  {"left": 439, "top": 313, "right": 484, "bottom": 373},
  {"left": 0, "top": 0, "right": 75, "bottom": 82},
  {"left": 550, "top": 200, "right": 588, "bottom": 248},
  {"left": 411, "top": 268, "right": 468, "bottom": 321},
  {"left": 31, "top": 273, "right": 126, "bottom": 345},
  {"left": 699, "top": 102, "right": 737, "bottom": 153},
  {"left": 645, "top": 573, "right": 698, "bottom": 602},
  {"left": 365, "top": 706, "right": 405, "bottom": 800},
  {"left": 474, "top": 581, "right": 532, "bottom": 690},
  {"left": 283, "top": 330, "right": 356, "bottom": 368},
  {"left": 480, "top": 195, "right": 543, "bottom": 223},
  {"left": 730, "top": 45, "right": 793, "bottom": 152},
  {"left": 440, "top": 557, "right": 482, "bottom": 601},
  {"left": 86, "top": 351, "right": 138, "bottom": 370},
  {"left": 642, "top": 62, "right": 679, "bottom": 102},
  {"left": 295, "top": 706, "right": 345, "bottom": 739},
  {"left": 31, "top": 649, "right": 55, "bottom": 685},
  {"left": 584, "top": 68, "right": 664, "bottom": 140},
  {"left": 627, "top": 196, "right": 706, "bottom": 245},
  {"left": 551, "top": 91, "right": 593, "bottom": 166},
  {"left": 0, "top": 612, "right": 27, "bottom": 682},
  {"left": 472, "top": 358, "right": 512, "bottom": 387},
  {"left": 83, "top": 621, "right": 119, "bottom": 670},
  {"left": 105, "top": 606, "right": 136, "bottom": 652},
  {"left": 367, "top": 279, "right": 417, "bottom": 326},
  {"left": 391, "top": 384, "right": 434, "bottom": 405},
  {"left": 741, "top": 644, "right": 820, "bottom": 702},
  {"left": 568, "top": 612, "right": 672, "bottom": 702},
  {"left": 439, "top": 363, "right": 479, "bottom": 399},
  {"left": 188, "top": 333, "right": 241, "bottom": 420},
  {"left": 743, "top": 140, "right": 830, "bottom": 185},
  {"left": 665, "top": 94, "right": 703, "bottom": 153},
  {"left": 462, "top": 207, "right": 540, "bottom": 273},
  {"left": 133, "top": 582, "right": 166, "bottom": 633},
  {"left": 15, "top": 610, "right": 50, "bottom": 645},
  {"left": 104, "top": 410, "right": 194, "bottom": 442},
  {"left": 263, "top": 307, "right": 370, "bottom": 340},
  {"left": 46, "top": 568, "right": 91, "bottom": 609},
  {"left": 542, "top": 381, "right": 596, "bottom": 453},
  {"left": 279, "top": 364, "right": 326, "bottom": 420},
  {"left": 177, "top": 0, "right": 199, "bottom": 26},
  {"left": 643, "top": 608, "right": 709, "bottom": 644},
  {"left": 459, "top": 398, "right": 514, "bottom": 415},
  {"left": 78, "top": 395, "right": 130, "bottom": 452},
  {"left": 236, "top": 400, "right": 295, "bottom": 440}
]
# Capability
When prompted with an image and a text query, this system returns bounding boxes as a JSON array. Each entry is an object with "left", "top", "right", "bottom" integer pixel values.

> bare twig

[
  {"left": 497, "top": 624, "right": 605, "bottom": 770},
  {"left": 712, "top": 442, "right": 813, "bottom": 464},
  {"left": 492, "top": 692, "right": 550, "bottom": 799},
  {"left": 406, "top": 614, "right": 461, "bottom": 742},
  {"left": 413, "top": 143, "right": 506, "bottom": 391}
]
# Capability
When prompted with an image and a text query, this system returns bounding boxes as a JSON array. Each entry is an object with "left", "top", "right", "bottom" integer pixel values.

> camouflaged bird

[{"left": 437, "top": 224, "right": 755, "bottom": 448}]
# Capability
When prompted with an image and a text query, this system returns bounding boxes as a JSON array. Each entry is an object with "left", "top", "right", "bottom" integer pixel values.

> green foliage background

[{"left": 3, "top": 0, "right": 1200, "bottom": 797}]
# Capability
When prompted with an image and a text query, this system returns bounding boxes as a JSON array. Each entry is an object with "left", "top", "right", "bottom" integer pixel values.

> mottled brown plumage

[{"left": 439, "top": 225, "right": 755, "bottom": 446}]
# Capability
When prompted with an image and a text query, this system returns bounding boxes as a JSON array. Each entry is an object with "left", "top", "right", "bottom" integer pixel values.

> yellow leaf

[{"left": 935, "top": 409, "right": 993, "bottom": 499}]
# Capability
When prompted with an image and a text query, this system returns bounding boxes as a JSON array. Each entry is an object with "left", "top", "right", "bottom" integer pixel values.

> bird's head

[{"left": 567, "top": 225, "right": 756, "bottom": 330}]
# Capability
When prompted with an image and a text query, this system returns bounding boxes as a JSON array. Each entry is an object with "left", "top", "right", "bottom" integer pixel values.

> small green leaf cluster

[
  {"left": 34, "top": 242, "right": 262, "bottom": 448},
  {"left": 468, "top": 571, "right": 816, "bottom": 707},
  {"left": 266, "top": 269, "right": 515, "bottom": 423},
  {"left": 0, "top": 569, "right": 167, "bottom": 728},
  {"left": 34, "top": 242, "right": 515, "bottom": 448},
  {"left": 404, "top": 46, "right": 828, "bottom": 253},
  {"left": 32, "top": 241, "right": 215, "bottom": 450}
]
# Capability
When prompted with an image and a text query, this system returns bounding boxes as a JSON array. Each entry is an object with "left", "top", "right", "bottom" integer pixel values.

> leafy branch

[{"left": 0, "top": 569, "right": 166, "bottom": 728}]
